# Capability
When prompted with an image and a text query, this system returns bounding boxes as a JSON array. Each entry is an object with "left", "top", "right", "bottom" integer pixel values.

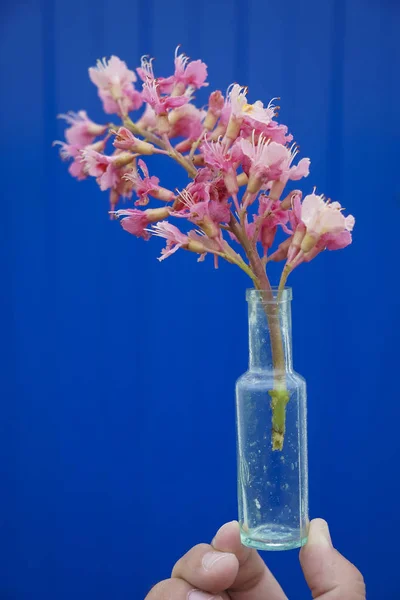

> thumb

[
  {"left": 212, "top": 521, "right": 287, "bottom": 600},
  {"left": 299, "top": 519, "right": 366, "bottom": 599}
]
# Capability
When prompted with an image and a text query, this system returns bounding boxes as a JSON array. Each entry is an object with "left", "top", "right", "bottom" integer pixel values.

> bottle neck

[{"left": 248, "top": 296, "right": 293, "bottom": 372}]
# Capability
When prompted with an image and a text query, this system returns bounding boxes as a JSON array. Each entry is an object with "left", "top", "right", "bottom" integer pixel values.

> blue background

[{"left": 1, "top": 0, "right": 399, "bottom": 598}]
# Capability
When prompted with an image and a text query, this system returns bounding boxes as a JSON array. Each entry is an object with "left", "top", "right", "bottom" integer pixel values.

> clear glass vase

[{"left": 236, "top": 288, "right": 309, "bottom": 551}]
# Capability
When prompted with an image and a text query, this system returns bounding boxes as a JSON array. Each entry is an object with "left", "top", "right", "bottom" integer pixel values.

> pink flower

[
  {"left": 180, "top": 169, "right": 231, "bottom": 210},
  {"left": 268, "top": 237, "right": 293, "bottom": 262},
  {"left": 200, "top": 139, "right": 240, "bottom": 195},
  {"left": 55, "top": 141, "right": 88, "bottom": 180},
  {"left": 220, "top": 100, "right": 232, "bottom": 126},
  {"left": 150, "top": 221, "right": 216, "bottom": 262},
  {"left": 240, "top": 136, "right": 288, "bottom": 191},
  {"left": 112, "top": 207, "right": 170, "bottom": 240},
  {"left": 301, "top": 193, "right": 355, "bottom": 241},
  {"left": 223, "top": 86, "right": 281, "bottom": 146},
  {"left": 209, "top": 100, "right": 232, "bottom": 140},
  {"left": 302, "top": 230, "right": 353, "bottom": 263},
  {"left": 180, "top": 168, "right": 226, "bottom": 208},
  {"left": 222, "top": 85, "right": 248, "bottom": 145},
  {"left": 287, "top": 192, "right": 303, "bottom": 229},
  {"left": 227, "top": 84, "right": 248, "bottom": 117},
  {"left": 150, "top": 221, "right": 190, "bottom": 260},
  {"left": 254, "top": 196, "right": 290, "bottom": 253},
  {"left": 242, "top": 98, "right": 276, "bottom": 127},
  {"left": 99, "top": 87, "right": 142, "bottom": 115},
  {"left": 173, "top": 50, "right": 208, "bottom": 89},
  {"left": 181, "top": 169, "right": 211, "bottom": 208},
  {"left": 89, "top": 55, "right": 136, "bottom": 89},
  {"left": 124, "top": 159, "right": 175, "bottom": 205},
  {"left": 109, "top": 174, "right": 136, "bottom": 211},
  {"left": 324, "top": 229, "right": 353, "bottom": 250},
  {"left": 136, "top": 104, "right": 157, "bottom": 129},
  {"left": 282, "top": 193, "right": 306, "bottom": 262},
  {"left": 240, "top": 118, "right": 293, "bottom": 145},
  {"left": 241, "top": 135, "right": 310, "bottom": 193},
  {"left": 112, "top": 127, "right": 155, "bottom": 154},
  {"left": 287, "top": 192, "right": 355, "bottom": 265},
  {"left": 142, "top": 80, "right": 189, "bottom": 115},
  {"left": 136, "top": 56, "right": 156, "bottom": 84},
  {"left": 157, "top": 48, "right": 208, "bottom": 96},
  {"left": 204, "top": 90, "right": 225, "bottom": 131},
  {"left": 173, "top": 189, "right": 230, "bottom": 238},
  {"left": 168, "top": 104, "right": 205, "bottom": 140},
  {"left": 208, "top": 90, "right": 225, "bottom": 115},
  {"left": 89, "top": 56, "right": 142, "bottom": 115},
  {"left": 262, "top": 121, "right": 293, "bottom": 145},
  {"left": 81, "top": 149, "right": 134, "bottom": 191},
  {"left": 59, "top": 111, "right": 107, "bottom": 146},
  {"left": 201, "top": 140, "right": 236, "bottom": 172}
]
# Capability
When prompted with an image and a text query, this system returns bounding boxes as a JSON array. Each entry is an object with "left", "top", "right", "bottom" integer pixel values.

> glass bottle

[{"left": 236, "top": 288, "right": 309, "bottom": 551}]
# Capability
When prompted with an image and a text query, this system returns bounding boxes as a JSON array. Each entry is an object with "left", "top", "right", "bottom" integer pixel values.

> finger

[
  {"left": 172, "top": 542, "right": 240, "bottom": 594},
  {"left": 211, "top": 521, "right": 287, "bottom": 600},
  {"left": 145, "top": 577, "right": 230, "bottom": 600},
  {"left": 300, "top": 519, "right": 366, "bottom": 599}
]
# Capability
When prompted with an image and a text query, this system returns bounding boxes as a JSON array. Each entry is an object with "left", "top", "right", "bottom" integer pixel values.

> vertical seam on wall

[
  {"left": 327, "top": 0, "right": 346, "bottom": 198},
  {"left": 235, "top": 0, "right": 250, "bottom": 84},
  {"left": 41, "top": 0, "right": 57, "bottom": 298},
  {"left": 138, "top": 0, "right": 155, "bottom": 56}
]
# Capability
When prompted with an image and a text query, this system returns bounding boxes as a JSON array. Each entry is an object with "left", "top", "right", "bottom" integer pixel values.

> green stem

[
  {"left": 278, "top": 264, "right": 291, "bottom": 302},
  {"left": 215, "top": 250, "right": 258, "bottom": 282}
]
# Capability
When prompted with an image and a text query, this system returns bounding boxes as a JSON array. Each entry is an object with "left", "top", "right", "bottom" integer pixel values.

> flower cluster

[{"left": 55, "top": 47, "right": 355, "bottom": 287}]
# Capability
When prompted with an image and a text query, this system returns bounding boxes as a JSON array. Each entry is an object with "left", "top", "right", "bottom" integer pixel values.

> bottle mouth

[{"left": 246, "top": 287, "right": 292, "bottom": 303}]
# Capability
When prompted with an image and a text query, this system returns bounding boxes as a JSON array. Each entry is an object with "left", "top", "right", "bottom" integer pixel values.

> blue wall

[{"left": 1, "top": 0, "right": 399, "bottom": 598}]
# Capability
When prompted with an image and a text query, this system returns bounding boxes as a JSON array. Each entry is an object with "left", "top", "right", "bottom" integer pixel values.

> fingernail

[
  {"left": 211, "top": 520, "right": 239, "bottom": 545},
  {"left": 188, "top": 591, "right": 221, "bottom": 600},
  {"left": 309, "top": 519, "right": 333, "bottom": 548},
  {"left": 202, "top": 550, "right": 232, "bottom": 571}
]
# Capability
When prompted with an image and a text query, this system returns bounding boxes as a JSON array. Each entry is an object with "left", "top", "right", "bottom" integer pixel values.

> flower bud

[
  {"left": 88, "top": 122, "right": 109, "bottom": 137},
  {"left": 210, "top": 122, "right": 227, "bottom": 141},
  {"left": 156, "top": 114, "right": 171, "bottom": 135},
  {"left": 175, "top": 139, "right": 193, "bottom": 153},
  {"left": 224, "top": 115, "right": 242, "bottom": 146},
  {"left": 113, "top": 128, "right": 155, "bottom": 155},
  {"left": 171, "top": 82, "right": 186, "bottom": 97},
  {"left": 113, "top": 152, "right": 135, "bottom": 168},
  {"left": 204, "top": 90, "right": 224, "bottom": 131},
  {"left": 287, "top": 225, "right": 306, "bottom": 263},
  {"left": 280, "top": 190, "right": 302, "bottom": 210},
  {"left": 300, "top": 232, "right": 318, "bottom": 253},
  {"left": 146, "top": 207, "right": 170, "bottom": 222},
  {"left": 224, "top": 171, "right": 239, "bottom": 195},
  {"left": 246, "top": 173, "right": 263, "bottom": 195},
  {"left": 269, "top": 238, "right": 292, "bottom": 262},
  {"left": 236, "top": 172, "right": 248, "bottom": 187},
  {"left": 200, "top": 216, "right": 219, "bottom": 239},
  {"left": 187, "top": 239, "right": 207, "bottom": 254},
  {"left": 153, "top": 186, "right": 176, "bottom": 202}
]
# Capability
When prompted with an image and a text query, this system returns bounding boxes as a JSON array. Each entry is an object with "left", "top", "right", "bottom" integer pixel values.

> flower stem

[
  {"left": 189, "top": 129, "right": 206, "bottom": 160},
  {"left": 123, "top": 117, "right": 197, "bottom": 178},
  {"left": 162, "top": 134, "right": 198, "bottom": 178},
  {"left": 229, "top": 213, "right": 289, "bottom": 451},
  {"left": 278, "top": 264, "right": 291, "bottom": 302}
]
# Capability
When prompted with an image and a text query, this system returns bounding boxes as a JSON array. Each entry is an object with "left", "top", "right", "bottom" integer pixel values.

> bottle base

[{"left": 240, "top": 524, "right": 308, "bottom": 552}]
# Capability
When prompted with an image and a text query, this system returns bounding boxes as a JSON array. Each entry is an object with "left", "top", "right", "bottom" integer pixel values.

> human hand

[{"left": 145, "top": 519, "right": 365, "bottom": 599}]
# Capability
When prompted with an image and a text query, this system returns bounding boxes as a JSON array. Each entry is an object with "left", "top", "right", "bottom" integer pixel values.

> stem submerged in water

[
  {"left": 269, "top": 388, "right": 290, "bottom": 451},
  {"left": 229, "top": 214, "right": 289, "bottom": 451}
]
